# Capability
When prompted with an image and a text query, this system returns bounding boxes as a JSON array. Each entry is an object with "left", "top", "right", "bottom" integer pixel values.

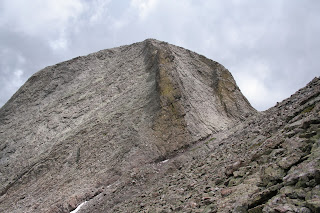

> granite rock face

[{"left": 0, "top": 39, "right": 255, "bottom": 212}]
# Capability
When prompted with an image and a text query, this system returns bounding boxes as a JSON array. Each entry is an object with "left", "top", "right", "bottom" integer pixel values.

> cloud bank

[{"left": 1, "top": 0, "right": 319, "bottom": 110}]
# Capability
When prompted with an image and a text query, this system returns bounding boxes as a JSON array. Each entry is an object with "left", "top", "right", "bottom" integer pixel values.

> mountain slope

[
  {"left": 79, "top": 77, "right": 320, "bottom": 213},
  {"left": 0, "top": 39, "right": 255, "bottom": 212}
]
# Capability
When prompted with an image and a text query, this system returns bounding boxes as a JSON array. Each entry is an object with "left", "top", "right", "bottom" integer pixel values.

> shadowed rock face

[{"left": 0, "top": 39, "right": 255, "bottom": 212}]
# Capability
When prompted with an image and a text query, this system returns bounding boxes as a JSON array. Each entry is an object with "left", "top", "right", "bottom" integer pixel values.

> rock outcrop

[
  {"left": 1, "top": 39, "right": 319, "bottom": 213},
  {"left": 0, "top": 39, "right": 255, "bottom": 212},
  {"left": 78, "top": 77, "right": 319, "bottom": 213}
]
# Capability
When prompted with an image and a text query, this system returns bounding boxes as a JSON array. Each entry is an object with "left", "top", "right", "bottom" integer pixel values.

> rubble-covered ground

[{"left": 80, "top": 77, "right": 320, "bottom": 213}]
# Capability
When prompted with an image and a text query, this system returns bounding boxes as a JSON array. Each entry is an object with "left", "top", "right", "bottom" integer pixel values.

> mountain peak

[{"left": 4, "top": 39, "right": 312, "bottom": 213}]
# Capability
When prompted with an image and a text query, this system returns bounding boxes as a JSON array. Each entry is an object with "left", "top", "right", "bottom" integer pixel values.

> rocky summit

[{"left": 0, "top": 39, "right": 319, "bottom": 213}]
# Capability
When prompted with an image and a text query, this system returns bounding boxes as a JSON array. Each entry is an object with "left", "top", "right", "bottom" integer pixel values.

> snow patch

[{"left": 70, "top": 201, "right": 87, "bottom": 213}]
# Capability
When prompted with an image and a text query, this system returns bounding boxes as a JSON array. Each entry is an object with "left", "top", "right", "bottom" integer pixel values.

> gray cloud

[{"left": 0, "top": 0, "right": 319, "bottom": 110}]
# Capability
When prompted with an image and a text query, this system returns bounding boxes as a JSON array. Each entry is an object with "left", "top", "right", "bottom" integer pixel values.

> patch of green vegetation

[
  {"left": 204, "top": 137, "right": 216, "bottom": 145},
  {"left": 191, "top": 147, "right": 199, "bottom": 152},
  {"left": 249, "top": 140, "right": 264, "bottom": 150},
  {"left": 76, "top": 147, "right": 80, "bottom": 163},
  {"left": 287, "top": 104, "right": 315, "bottom": 122},
  {"left": 208, "top": 137, "right": 216, "bottom": 142},
  {"left": 312, "top": 132, "right": 320, "bottom": 140},
  {"left": 228, "top": 177, "right": 243, "bottom": 187},
  {"left": 248, "top": 205, "right": 264, "bottom": 213},
  {"left": 301, "top": 104, "right": 315, "bottom": 114}
]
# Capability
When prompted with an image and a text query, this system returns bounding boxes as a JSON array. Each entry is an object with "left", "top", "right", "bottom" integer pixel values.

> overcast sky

[{"left": 0, "top": 0, "right": 319, "bottom": 111}]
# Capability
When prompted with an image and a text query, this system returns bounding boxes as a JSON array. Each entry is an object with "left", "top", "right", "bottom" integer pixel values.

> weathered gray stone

[
  {"left": 260, "top": 164, "right": 286, "bottom": 186},
  {"left": 0, "top": 39, "right": 320, "bottom": 213},
  {"left": 277, "top": 152, "right": 302, "bottom": 170}
]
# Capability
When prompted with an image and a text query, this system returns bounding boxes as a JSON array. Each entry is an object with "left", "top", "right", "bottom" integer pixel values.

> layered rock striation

[
  {"left": 2, "top": 39, "right": 318, "bottom": 213},
  {"left": 79, "top": 78, "right": 320, "bottom": 213},
  {"left": 82, "top": 77, "right": 319, "bottom": 213},
  {"left": 0, "top": 39, "right": 255, "bottom": 212}
]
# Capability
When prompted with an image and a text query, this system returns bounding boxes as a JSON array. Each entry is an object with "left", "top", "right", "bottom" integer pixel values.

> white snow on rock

[
  {"left": 161, "top": 159, "right": 169, "bottom": 163},
  {"left": 70, "top": 201, "right": 87, "bottom": 213}
]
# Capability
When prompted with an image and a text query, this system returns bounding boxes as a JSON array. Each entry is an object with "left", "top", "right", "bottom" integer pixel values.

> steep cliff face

[{"left": 0, "top": 39, "right": 255, "bottom": 212}]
